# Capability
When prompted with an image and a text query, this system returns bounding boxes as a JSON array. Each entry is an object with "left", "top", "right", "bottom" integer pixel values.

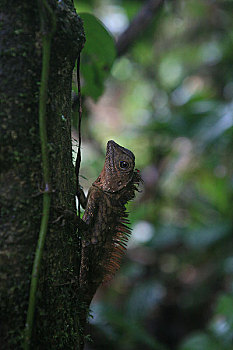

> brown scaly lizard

[{"left": 78, "top": 140, "right": 142, "bottom": 316}]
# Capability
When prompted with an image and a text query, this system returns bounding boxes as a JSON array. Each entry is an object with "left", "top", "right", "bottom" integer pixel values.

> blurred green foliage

[
  {"left": 79, "top": 13, "right": 116, "bottom": 100},
  {"left": 74, "top": 0, "right": 233, "bottom": 349}
]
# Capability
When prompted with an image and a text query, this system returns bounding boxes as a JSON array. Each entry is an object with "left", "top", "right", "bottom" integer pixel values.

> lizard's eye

[{"left": 120, "top": 161, "right": 129, "bottom": 169}]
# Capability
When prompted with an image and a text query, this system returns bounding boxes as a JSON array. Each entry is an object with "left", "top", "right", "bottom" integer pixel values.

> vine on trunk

[{"left": 24, "top": 1, "right": 56, "bottom": 348}]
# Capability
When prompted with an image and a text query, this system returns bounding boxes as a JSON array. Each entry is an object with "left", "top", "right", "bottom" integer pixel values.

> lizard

[{"left": 78, "top": 140, "right": 142, "bottom": 318}]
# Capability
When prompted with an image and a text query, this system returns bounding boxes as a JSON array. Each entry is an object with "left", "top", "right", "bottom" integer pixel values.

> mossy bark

[{"left": 0, "top": 0, "right": 85, "bottom": 348}]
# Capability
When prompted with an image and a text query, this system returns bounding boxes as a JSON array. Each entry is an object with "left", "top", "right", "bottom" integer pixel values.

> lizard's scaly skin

[{"left": 79, "top": 140, "right": 142, "bottom": 308}]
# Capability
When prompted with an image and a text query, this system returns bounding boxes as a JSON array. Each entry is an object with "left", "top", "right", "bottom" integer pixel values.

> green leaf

[
  {"left": 179, "top": 332, "right": 221, "bottom": 350},
  {"left": 79, "top": 13, "right": 116, "bottom": 100},
  {"left": 91, "top": 301, "right": 167, "bottom": 350},
  {"left": 208, "top": 294, "right": 233, "bottom": 346},
  {"left": 215, "top": 294, "right": 233, "bottom": 325}
]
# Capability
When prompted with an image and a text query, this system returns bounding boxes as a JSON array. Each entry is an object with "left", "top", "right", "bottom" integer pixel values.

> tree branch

[{"left": 116, "top": 0, "right": 165, "bottom": 57}]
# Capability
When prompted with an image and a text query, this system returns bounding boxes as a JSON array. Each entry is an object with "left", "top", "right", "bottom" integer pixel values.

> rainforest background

[{"left": 76, "top": 1, "right": 233, "bottom": 349}]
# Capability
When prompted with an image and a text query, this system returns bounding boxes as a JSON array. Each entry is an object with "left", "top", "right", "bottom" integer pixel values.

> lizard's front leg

[{"left": 77, "top": 185, "right": 87, "bottom": 209}]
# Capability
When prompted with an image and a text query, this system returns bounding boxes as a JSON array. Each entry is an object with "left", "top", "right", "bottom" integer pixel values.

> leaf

[
  {"left": 208, "top": 294, "right": 233, "bottom": 346},
  {"left": 215, "top": 294, "right": 233, "bottom": 325},
  {"left": 79, "top": 13, "right": 116, "bottom": 100},
  {"left": 90, "top": 301, "right": 167, "bottom": 350},
  {"left": 179, "top": 332, "right": 221, "bottom": 350}
]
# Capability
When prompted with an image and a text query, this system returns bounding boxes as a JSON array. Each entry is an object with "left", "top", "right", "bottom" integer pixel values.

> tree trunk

[{"left": 0, "top": 0, "right": 85, "bottom": 348}]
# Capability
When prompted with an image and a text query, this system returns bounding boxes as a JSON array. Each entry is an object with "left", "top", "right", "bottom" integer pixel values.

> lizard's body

[{"left": 79, "top": 140, "right": 141, "bottom": 316}]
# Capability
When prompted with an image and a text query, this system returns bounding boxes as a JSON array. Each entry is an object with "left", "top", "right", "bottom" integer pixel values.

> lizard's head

[{"left": 93, "top": 140, "right": 136, "bottom": 193}]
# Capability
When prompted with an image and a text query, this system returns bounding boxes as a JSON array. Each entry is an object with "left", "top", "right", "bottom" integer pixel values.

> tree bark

[{"left": 0, "top": 0, "right": 85, "bottom": 348}]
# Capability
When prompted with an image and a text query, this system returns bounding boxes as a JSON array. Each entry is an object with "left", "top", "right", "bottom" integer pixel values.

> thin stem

[
  {"left": 24, "top": 194, "right": 51, "bottom": 350},
  {"left": 24, "top": 1, "right": 56, "bottom": 348},
  {"left": 75, "top": 54, "right": 83, "bottom": 218}
]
